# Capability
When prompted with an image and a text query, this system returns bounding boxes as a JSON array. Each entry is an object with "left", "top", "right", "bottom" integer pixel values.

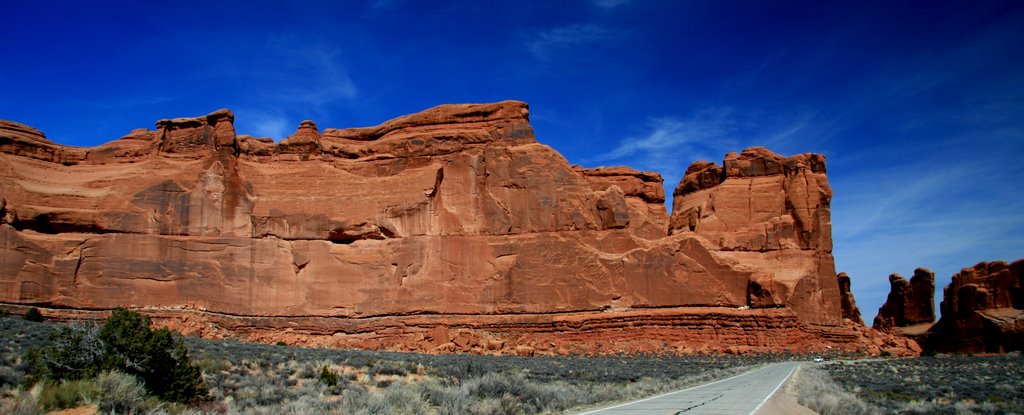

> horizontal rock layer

[
  {"left": 0, "top": 101, "right": 902, "bottom": 354},
  {"left": 2, "top": 305, "right": 917, "bottom": 356}
]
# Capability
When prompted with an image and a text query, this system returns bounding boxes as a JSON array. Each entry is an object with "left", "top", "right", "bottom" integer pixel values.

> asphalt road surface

[{"left": 576, "top": 362, "right": 801, "bottom": 415}]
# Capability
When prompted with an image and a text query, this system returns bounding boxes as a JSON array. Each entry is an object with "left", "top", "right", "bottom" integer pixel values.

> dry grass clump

[{"left": 791, "top": 366, "right": 879, "bottom": 415}]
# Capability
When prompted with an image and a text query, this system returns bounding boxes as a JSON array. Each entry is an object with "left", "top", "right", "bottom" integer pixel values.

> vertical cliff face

[
  {"left": 0, "top": 102, "right": 892, "bottom": 355},
  {"left": 670, "top": 147, "right": 842, "bottom": 326},
  {"left": 873, "top": 269, "right": 936, "bottom": 332},
  {"left": 927, "top": 259, "right": 1024, "bottom": 353},
  {"left": 837, "top": 272, "right": 865, "bottom": 325}
]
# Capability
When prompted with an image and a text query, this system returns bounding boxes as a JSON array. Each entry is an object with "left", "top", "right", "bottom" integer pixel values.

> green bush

[
  {"left": 318, "top": 365, "right": 338, "bottom": 387},
  {"left": 99, "top": 308, "right": 207, "bottom": 403},
  {"left": 23, "top": 308, "right": 43, "bottom": 322},
  {"left": 25, "top": 307, "right": 207, "bottom": 404},
  {"left": 27, "top": 324, "right": 105, "bottom": 381}
]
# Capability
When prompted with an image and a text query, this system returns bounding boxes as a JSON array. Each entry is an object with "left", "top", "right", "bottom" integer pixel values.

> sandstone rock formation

[
  {"left": 837, "top": 272, "right": 864, "bottom": 325},
  {"left": 671, "top": 147, "right": 840, "bottom": 326},
  {"left": 927, "top": 259, "right": 1024, "bottom": 353},
  {"left": 873, "top": 268, "right": 936, "bottom": 332},
  {"left": 0, "top": 101, "right": 910, "bottom": 355}
]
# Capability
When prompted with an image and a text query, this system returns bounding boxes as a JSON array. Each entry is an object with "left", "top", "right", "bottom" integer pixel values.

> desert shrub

[
  {"left": 24, "top": 307, "right": 207, "bottom": 404},
  {"left": 0, "top": 365, "right": 24, "bottom": 387},
  {"left": 823, "top": 356, "right": 1024, "bottom": 414},
  {"left": 23, "top": 308, "right": 43, "bottom": 322},
  {"left": 471, "top": 393, "right": 522, "bottom": 415},
  {"left": 418, "top": 379, "right": 473, "bottom": 414},
  {"left": 273, "top": 396, "right": 331, "bottom": 415},
  {"left": 194, "top": 357, "right": 231, "bottom": 372},
  {"left": 0, "top": 391, "right": 44, "bottom": 415},
  {"left": 793, "top": 366, "right": 879, "bottom": 415},
  {"left": 27, "top": 323, "right": 105, "bottom": 382},
  {"left": 94, "top": 370, "right": 163, "bottom": 414},
  {"left": 100, "top": 308, "right": 207, "bottom": 403},
  {"left": 370, "top": 360, "right": 414, "bottom": 377},
  {"left": 361, "top": 385, "right": 429, "bottom": 415},
  {"left": 434, "top": 359, "right": 490, "bottom": 382},
  {"left": 34, "top": 378, "right": 98, "bottom": 411},
  {"left": 318, "top": 365, "right": 338, "bottom": 387}
]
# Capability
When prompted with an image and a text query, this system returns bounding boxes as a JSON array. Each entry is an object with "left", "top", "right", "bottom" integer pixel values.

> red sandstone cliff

[
  {"left": 873, "top": 268, "right": 936, "bottom": 334},
  {"left": 926, "top": 259, "right": 1024, "bottom": 353},
  {"left": 671, "top": 148, "right": 840, "bottom": 326},
  {"left": 837, "top": 272, "right": 864, "bottom": 325},
  {"left": 0, "top": 102, "right": 910, "bottom": 355}
]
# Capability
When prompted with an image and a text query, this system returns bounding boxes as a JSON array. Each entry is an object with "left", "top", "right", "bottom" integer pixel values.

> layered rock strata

[
  {"left": 927, "top": 259, "right": 1024, "bottom": 353},
  {"left": 0, "top": 101, "right": 908, "bottom": 355},
  {"left": 671, "top": 147, "right": 840, "bottom": 326},
  {"left": 873, "top": 268, "right": 936, "bottom": 332}
]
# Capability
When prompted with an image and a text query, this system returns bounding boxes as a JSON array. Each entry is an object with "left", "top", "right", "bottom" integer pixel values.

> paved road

[{"left": 576, "top": 362, "right": 801, "bottom": 415}]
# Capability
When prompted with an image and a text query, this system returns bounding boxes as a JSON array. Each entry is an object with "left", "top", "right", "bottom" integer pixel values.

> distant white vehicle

[{"left": 813, "top": 357, "right": 824, "bottom": 362}]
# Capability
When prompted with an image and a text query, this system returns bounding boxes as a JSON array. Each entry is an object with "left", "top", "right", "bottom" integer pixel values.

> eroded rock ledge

[
  {"left": 873, "top": 268, "right": 936, "bottom": 333},
  {"left": 0, "top": 102, "right": 909, "bottom": 355},
  {"left": 928, "top": 259, "right": 1024, "bottom": 353},
  {"left": 873, "top": 259, "right": 1023, "bottom": 353}
]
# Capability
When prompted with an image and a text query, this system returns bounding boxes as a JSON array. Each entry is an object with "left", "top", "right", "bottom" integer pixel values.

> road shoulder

[{"left": 755, "top": 366, "right": 816, "bottom": 415}]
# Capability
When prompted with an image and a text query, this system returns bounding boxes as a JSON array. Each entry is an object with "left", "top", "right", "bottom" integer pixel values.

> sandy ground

[{"left": 48, "top": 405, "right": 98, "bottom": 415}]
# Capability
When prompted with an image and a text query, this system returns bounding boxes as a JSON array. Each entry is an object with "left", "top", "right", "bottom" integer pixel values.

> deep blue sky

[{"left": 2, "top": 1, "right": 1022, "bottom": 323}]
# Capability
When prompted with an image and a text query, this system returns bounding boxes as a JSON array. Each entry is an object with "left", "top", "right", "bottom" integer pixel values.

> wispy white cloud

[
  {"left": 211, "top": 34, "right": 358, "bottom": 139},
  {"left": 832, "top": 156, "right": 1024, "bottom": 324},
  {"left": 591, "top": 109, "right": 738, "bottom": 165},
  {"left": 238, "top": 110, "right": 290, "bottom": 140},
  {"left": 200, "top": 33, "right": 358, "bottom": 115},
  {"left": 260, "top": 35, "right": 358, "bottom": 108},
  {"left": 528, "top": 24, "right": 614, "bottom": 61},
  {"left": 587, "top": 108, "right": 820, "bottom": 205},
  {"left": 763, "top": 113, "right": 813, "bottom": 149},
  {"left": 832, "top": 164, "right": 966, "bottom": 240}
]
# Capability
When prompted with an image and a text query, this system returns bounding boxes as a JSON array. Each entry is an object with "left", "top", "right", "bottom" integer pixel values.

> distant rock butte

[
  {"left": 837, "top": 272, "right": 864, "bottom": 325},
  {"left": 872, "top": 260, "right": 1024, "bottom": 353},
  {"left": 926, "top": 259, "right": 1024, "bottom": 353},
  {"left": 0, "top": 101, "right": 913, "bottom": 355},
  {"left": 873, "top": 268, "right": 936, "bottom": 332}
]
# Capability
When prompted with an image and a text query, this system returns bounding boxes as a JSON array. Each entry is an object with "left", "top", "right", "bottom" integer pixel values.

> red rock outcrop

[
  {"left": 671, "top": 147, "right": 840, "bottom": 326},
  {"left": 0, "top": 101, "right": 907, "bottom": 355},
  {"left": 926, "top": 259, "right": 1024, "bottom": 353},
  {"left": 837, "top": 272, "right": 864, "bottom": 325},
  {"left": 872, "top": 268, "right": 936, "bottom": 332}
]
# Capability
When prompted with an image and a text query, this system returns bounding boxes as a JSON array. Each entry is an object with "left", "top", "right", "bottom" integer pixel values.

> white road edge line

[
  {"left": 748, "top": 364, "right": 799, "bottom": 415},
  {"left": 575, "top": 363, "right": 778, "bottom": 415}
]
